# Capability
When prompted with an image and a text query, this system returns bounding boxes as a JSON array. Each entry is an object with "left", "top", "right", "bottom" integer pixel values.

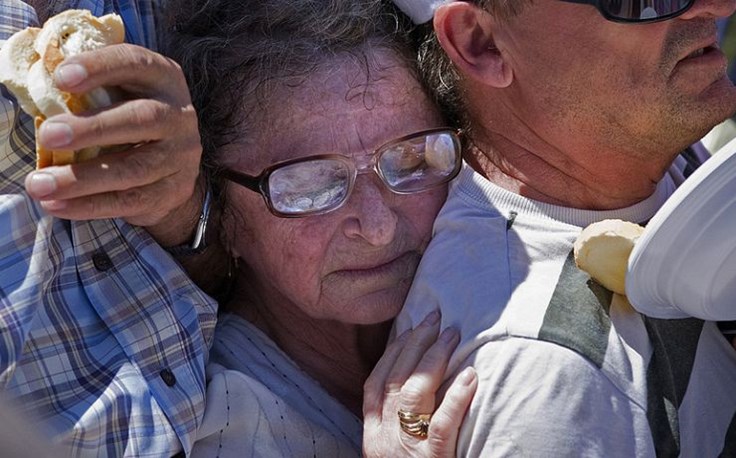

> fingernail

[
  {"left": 457, "top": 367, "right": 476, "bottom": 385},
  {"left": 40, "top": 200, "right": 67, "bottom": 211},
  {"left": 55, "top": 63, "right": 87, "bottom": 87},
  {"left": 440, "top": 327, "right": 459, "bottom": 343},
  {"left": 39, "top": 121, "right": 73, "bottom": 148},
  {"left": 27, "top": 172, "right": 57, "bottom": 197},
  {"left": 422, "top": 310, "right": 441, "bottom": 326}
]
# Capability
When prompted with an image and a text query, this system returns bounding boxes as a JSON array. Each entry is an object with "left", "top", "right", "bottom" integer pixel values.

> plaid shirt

[{"left": 0, "top": 1, "right": 218, "bottom": 456}]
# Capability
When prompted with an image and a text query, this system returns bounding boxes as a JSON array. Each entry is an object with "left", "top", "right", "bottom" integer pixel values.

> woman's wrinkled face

[{"left": 223, "top": 50, "right": 447, "bottom": 325}]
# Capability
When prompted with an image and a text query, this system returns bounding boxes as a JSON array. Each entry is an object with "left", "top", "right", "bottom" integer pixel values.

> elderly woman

[{"left": 161, "top": 0, "right": 476, "bottom": 455}]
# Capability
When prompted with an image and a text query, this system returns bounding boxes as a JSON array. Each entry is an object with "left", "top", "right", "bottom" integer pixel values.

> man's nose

[{"left": 679, "top": 0, "right": 736, "bottom": 20}]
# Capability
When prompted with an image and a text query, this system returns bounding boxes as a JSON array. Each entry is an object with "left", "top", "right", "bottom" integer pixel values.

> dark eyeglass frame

[
  {"left": 221, "top": 127, "right": 462, "bottom": 218},
  {"left": 559, "top": 0, "right": 695, "bottom": 23}
]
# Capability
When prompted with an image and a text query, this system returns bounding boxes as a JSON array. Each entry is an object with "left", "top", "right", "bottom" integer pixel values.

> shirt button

[
  {"left": 92, "top": 252, "right": 113, "bottom": 271},
  {"left": 160, "top": 368, "right": 177, "bottom": 387}
]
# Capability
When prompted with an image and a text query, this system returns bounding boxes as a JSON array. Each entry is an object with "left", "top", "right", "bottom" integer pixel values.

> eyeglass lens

[
  {"left": 379, "top": 131, "right": 459, "bottom": 192},
  {"left": 267, "top": 131, "right": 459, "bottom": 216},
  {"left": 269, "top": 159, "right": 352, "bottom": 215},
  {"left": 601, "top": 0, "right": 692, "bottom": 20}
]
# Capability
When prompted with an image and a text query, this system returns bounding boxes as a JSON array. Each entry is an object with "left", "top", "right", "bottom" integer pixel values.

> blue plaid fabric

[{"left": 0, "top": 1, "right": 217, "bottom": 456}]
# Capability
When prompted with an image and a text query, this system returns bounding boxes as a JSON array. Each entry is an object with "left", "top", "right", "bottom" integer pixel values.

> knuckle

[
  {"left": 119, "top": 187, "right": 152, "bottom": 212},
  {"left": 130, "top": 99, "right": 168, "bottom": 127},
  {"left": 429, "top": 410, "right": 452, "bottom": 434},
  {"left": 180, "top": 107, "right": 200, "bottom": 134},
  {"left": 116, "top": 43, "right": 156, "bottom": 70},
  {"left": 83, "top": 115, "right": 108, "bottom": 143},
  {"left": 145, "top": 146, "right": 171, "bottom": 175},
  {"left": 166, "top": 59, "right": 187, "bottom": 87},
  {"left": 401, "top": 339, "right": 429, "bottom": 358},
  {"left": 116, "top": 153, "right": 151, "bottom": 183},
  {"left": 383, "top": 378, "right": 404, "bottom": 396},
  {"left": 404, "top": 337, "right": 425, "bottom": 351},
  {"left": 165, "top": 141, "right": 190, "bottom": 166},
  {"left": 363, "top": 377, "right": 380, "bottom": 395},
  {"left": 362, "top": 411, "right": 379, "bottom": 426},
  {"left": 384, "top": 334, "right": 407, "bottom": 353},
  {"left": 79, "top": 195, "right": 104, "bottom": 219},
  {"left": 407, "top": 328, "right": 438, "bottom": 350},
  {"left": 167, "top": 57, "right": 183, "bottom": 74},
  {"left": 427, "top": 433, "right": 452, "bottom": 454},
  {"left": 80, "top": 44, "right": 133, "bottom": 77},
  {"left": 418, "top": 347, "right": 446, "bottom": 369},
  {"left": 399, "top": 380, "right": 430, "bottom": 407}
]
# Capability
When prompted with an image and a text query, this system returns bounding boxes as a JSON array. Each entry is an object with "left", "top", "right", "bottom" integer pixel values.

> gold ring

[{"left": 398, "top": 409, "right": 432, "bottom": 438}]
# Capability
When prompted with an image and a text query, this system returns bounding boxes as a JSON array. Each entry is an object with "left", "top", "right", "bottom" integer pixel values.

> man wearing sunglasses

[{"left": 391, "top": 0, "right": 736, "bottom": 455}]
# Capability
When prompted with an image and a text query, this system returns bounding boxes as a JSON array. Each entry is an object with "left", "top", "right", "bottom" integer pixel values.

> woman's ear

[
  {"left": 219, "top": 206, "right": 243, "bottom": 260},
  {"left": 433, "top": 2, "right": 513, "bottom": 88}
]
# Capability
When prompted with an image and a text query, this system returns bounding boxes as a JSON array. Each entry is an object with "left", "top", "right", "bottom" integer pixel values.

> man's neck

[{"left": 465, "top": 130, "right": 677, "bottom": 210}]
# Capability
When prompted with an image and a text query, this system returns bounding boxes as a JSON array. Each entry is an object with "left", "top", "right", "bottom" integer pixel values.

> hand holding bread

[{"left": 0, "top": 9, "right": 204, "bottom": 245}]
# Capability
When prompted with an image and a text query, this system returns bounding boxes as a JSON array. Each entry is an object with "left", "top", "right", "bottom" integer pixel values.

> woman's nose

[{"left": 341, "top": 176, "right": 398, "bottom": 246}]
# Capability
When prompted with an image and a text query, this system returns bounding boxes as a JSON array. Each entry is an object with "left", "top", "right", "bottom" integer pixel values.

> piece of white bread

[
  {"left": 0, "top": 9, "right": 124, "bottom": 168},
  {"left": 573, "top": 219, "right": 644, "bottom": 295},
  {"left": 0, "top": 27, "right": 42, "bottom": 117}
]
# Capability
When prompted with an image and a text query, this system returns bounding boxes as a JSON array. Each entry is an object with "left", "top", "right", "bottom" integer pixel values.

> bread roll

[
  {"left": 573, "top": 219, "right": 644, "bottom": 295},
  {"left": 0, "top": 9, "right": 124, "bottom": 168}
]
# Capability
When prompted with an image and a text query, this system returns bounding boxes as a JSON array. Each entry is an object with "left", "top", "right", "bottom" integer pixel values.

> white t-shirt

[{"left": 396, "top": 153, "right": 736, "bottom": 456}]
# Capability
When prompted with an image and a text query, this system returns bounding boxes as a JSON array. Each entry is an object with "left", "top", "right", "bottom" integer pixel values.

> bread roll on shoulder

[
  {"left": 0, "top": 9, "right": 124, "bottom": 168},
  {"left": 573, "top": 219, "right": 644, "bottom": 295}
]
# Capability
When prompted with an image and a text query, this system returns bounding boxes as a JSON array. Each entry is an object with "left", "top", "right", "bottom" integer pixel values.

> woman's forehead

[
  {"left": 274, "top": 51, "right": 423, "bottom": 113},
  {"left": 233, "top": 55, "right": 442, "bottom": 167}
]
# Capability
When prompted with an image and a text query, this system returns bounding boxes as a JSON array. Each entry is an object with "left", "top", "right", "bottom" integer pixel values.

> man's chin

[
  {"left": 673, "top": 81, "right": 736, "bottom": 147},
  {"left": 703, "top": 76, "right": 736, "bottom": 120}
]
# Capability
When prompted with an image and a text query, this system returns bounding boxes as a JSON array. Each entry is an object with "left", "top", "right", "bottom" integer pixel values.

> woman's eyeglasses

[
  {"left": 559, "top": 0, "right": 694, "bottom": 23},
  {"left": 222, "top": 128, "right": 462, "bottom": 218}
]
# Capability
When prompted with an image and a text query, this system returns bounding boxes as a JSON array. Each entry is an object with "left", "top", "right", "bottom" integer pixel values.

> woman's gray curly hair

[{"left": 160, "top": 0, "right": 416, "bottom": 185}]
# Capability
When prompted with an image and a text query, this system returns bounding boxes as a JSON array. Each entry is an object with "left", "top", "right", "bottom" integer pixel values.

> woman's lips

[
  {"left": 331, "top": 251, "right": 421, "bottom": 283},
  {"left": 334, "top": 251, "right": 419, "bottom": 277}
]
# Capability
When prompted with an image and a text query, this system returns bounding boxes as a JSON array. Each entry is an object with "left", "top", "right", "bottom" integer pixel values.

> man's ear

[{"left": 433, "top": 2, "right": 513, "bottom": 88}]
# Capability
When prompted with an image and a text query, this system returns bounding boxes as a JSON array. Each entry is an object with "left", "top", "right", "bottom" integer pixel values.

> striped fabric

[
  {"left": 0, "top": 2, "right": 217, "bottom": 456},
  {"left": 191, "top": 315, "right": 363, "bottom": 457},
  {"left": 0, "top": 0, "right": 38, "bottom": 41}
]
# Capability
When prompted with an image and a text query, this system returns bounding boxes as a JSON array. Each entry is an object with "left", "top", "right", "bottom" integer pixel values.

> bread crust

[{"left": 34, "top": 115, "right": 75, "bottom": 168}]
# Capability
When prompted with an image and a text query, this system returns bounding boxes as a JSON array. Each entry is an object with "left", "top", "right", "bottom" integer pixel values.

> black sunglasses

[{"left": 559, "top": 0, "right": 695, "bottom": 23}]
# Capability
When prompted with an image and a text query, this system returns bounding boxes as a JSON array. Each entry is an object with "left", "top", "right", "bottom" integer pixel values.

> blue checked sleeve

[
  {"left": 0, "top": 2, "right": 218, "bottom": 454},
  {"left": 0, "top": 2, "right": 43, "bottom": 382}
]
